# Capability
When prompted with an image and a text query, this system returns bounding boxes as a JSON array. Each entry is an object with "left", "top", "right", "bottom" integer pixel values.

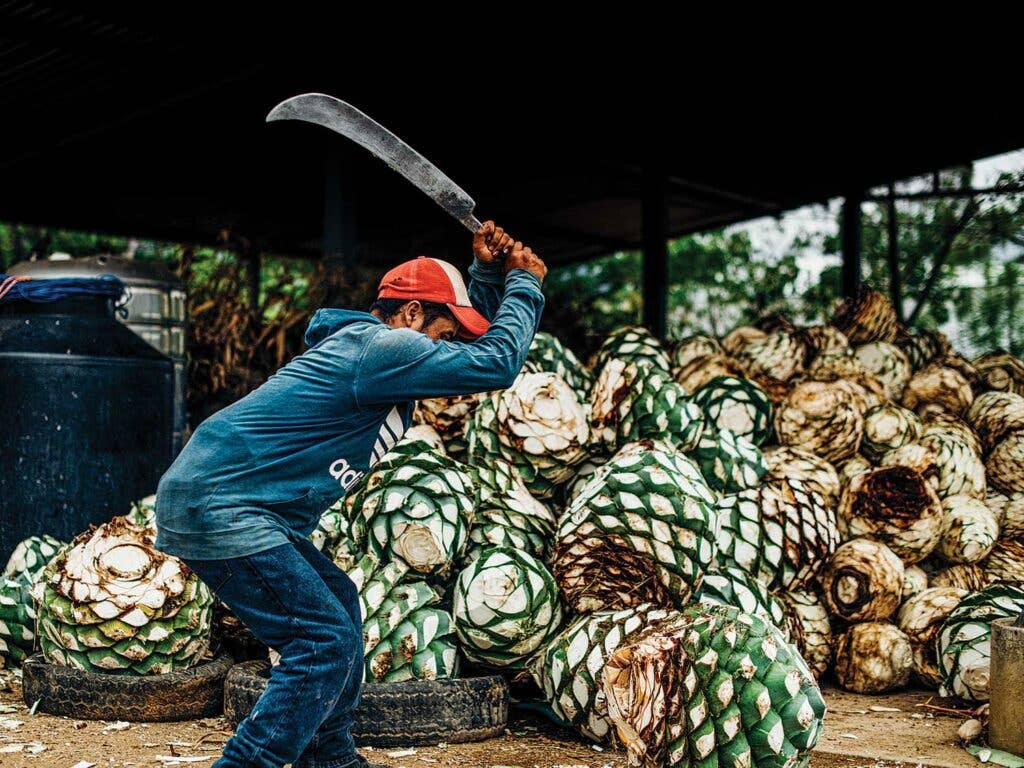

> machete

[{"left": 266, "top": 93, "right": 488, "bottom": 237}]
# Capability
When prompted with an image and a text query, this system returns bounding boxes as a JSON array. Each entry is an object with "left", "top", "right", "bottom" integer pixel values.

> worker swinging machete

[{"left": 154, "top": 93, "right": 547, "bottom": 768}]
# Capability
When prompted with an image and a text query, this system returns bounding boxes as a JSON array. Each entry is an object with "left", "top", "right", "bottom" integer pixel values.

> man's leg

[
  {"left": 183, "top": 542, "right": 363, "bottom": 768},
  {"left": 290, "top": 536, "right": 365, "bottom": 768}
]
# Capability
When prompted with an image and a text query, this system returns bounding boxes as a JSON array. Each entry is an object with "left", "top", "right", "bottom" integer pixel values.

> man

[{"left": 154, "top": 221, "right": 547, "bottom": 768}]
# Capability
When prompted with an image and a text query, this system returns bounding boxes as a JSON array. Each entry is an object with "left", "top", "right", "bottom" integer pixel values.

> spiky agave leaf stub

[
  {"left": 602, "top": 604, "right": 825, "bottom": 768},
  {"left": 3, "top": 534, "right": 66, "bottom": 585}
]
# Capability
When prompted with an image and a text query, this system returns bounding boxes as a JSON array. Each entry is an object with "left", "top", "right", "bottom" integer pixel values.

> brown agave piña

[
  {"left": 821, "top": 539, "right": 905, "bottom": 622},
  {"left": 774, "top": 380, "right": 864, "bottom": 463},
  {"left": 839, "top": 466, "right": 944, "bottom": 564},
  {"left": 830, "top": 287, "right": 901, "bottom": 345},
  {"left": 834, "top": 622, "right": 914, "bottom": 694},
  {"left": 896, "top": 586, "right": 968, "bottom": 687}
]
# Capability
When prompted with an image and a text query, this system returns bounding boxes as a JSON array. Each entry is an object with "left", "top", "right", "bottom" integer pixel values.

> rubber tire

[
  {"left": 21, "top": 652, "right": 235, "bottom": 722},
  {"left": 224, "top": 660, "right": 508, "bottom": 747}
]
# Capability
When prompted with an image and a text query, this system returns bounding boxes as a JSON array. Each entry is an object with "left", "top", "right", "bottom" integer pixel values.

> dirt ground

[{"left": 0, "top": 670, "right": 979, "bottom": 768}]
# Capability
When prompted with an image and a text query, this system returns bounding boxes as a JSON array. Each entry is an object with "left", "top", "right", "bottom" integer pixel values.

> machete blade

[{"left": 266, "top": 93, "right": 482, "bottom": 232}]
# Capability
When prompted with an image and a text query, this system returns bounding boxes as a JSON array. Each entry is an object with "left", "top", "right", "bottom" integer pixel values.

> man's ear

[{"left": 402, "top": 300, "right": 425, "bottom": 331}]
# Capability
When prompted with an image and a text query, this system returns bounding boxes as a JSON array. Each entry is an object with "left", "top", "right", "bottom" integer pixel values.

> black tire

[
  {"left": 21, "top": 652, "right": 234, "bottom": 722},
  {"left": 224, "top": 660, "right": 508, "bottom": 747}
]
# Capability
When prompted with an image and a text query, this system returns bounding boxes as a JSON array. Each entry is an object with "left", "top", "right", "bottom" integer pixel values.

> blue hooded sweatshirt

[{"left": 154, "top": 259, "right": 544, "bottom": 560}]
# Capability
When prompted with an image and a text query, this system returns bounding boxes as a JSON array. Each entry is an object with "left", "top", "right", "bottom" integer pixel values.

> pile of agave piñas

[{"left": 5, "top": 285, "right": 1023, "bottom": 767}]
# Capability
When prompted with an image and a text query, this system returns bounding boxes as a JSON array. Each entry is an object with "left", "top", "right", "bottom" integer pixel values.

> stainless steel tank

[{"left": 9, "top": 255, "right": 188, "bottom": 454}]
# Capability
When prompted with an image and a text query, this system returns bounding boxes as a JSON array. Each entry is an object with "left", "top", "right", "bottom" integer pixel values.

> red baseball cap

[{"left": 377, "top": 256, "right": 490, "bottom": 339}]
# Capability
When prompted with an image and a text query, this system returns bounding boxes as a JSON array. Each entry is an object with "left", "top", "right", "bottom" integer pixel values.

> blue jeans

[{"left": 182, "top": 536, "right": 364, "bottom": 768}]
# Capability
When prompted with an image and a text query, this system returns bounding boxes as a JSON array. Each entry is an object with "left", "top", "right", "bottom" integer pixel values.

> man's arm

[{"left": 353, "top": 267, "right": 544, "bottom": 407}]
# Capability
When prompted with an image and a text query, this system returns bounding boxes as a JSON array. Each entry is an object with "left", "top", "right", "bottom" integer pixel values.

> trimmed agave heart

[
  {"left": 972, "top": 351, "right": 1024, "bottom": 395},
  {"left": 553, "top": 440, "right": 718, "bottom": 614},
  {"left": 987, "top": 430, "right": 1024, "bottom": 494},
  {"left": 820, "top": 538, "right": 905, "bottom": 622},
  {"left": 896, "top": 586, "right": 968, "bottom": 688},
  {"left": 3, "top": 534, "right": 66, "bottom": 587},
  {"left": 937, "top": 583, "right": 1024, "bottom": 701},
  {"left": 452, "top": 546, "right": 563, "bottom": 668},
  {"left": 33, "top": 516, "right": 214, "bottom": 675},
  {"left": 527, "top": 331, "right": 594, "bottom": 400},
  {"left": 668, "top": 334, "right": 723, "bottom": 372},
  {"left": 344, "top": 443, "right": 474, "bottom": 578},
  {"left": 414, "top": 393, "right": 483, "bottom": 456},
  {"left": 0, "top": 577, "right": 36, "bottom": 666},
  {"left": 690, "top": 375, "right": 773, "bottom": 446},
  {"left": 735, "top": 330, "right": 808, "bottom": 385},
  {"left": 838, "top": 466, "right": 943, "bottom": 564},
  {"left": 467, "top": 371, "right": 590, "bottom": 499},
  {"left": 589, "top": 359, "right": 704, "bottom": 453},
  {"left": 592, "top": 325, "right": 671, "bottom": 374},
  {"left": 983, "top": 539, "right": 1024, "bottom": 583},
  {"left": 854, "top": 342, "right": 912, "bottom": 400},
  {"left": 897, "top": 328, "right": 952, "bottom": 372},
  {"left": 674, "top": 354, "right": 750, "bottom": 395},
  {"left": 834, "top": 622, "right": 913, "bottom": 694},
  {"left": 465, "top": 460, "right": 557, "bottom": 564},
  {"left": 345, "top": 554, "right": 458, "bottom": 683},
  {"left": 860, "top": 404, "right": 922, "bottom": 462},
  {"left": 762, "top": 446, "right": 841, "bottom": 506},
  {"left": 688, "top": 428, "right": 767, "bottom": 494},
  {"left": 528, "top": 603, "right": 673, "bottom": 742},
  {"left": 716, "top": 476, "right": 839, "bottom": 591},
  {"left": 696, "top": 565, "right": 788, "bottom": 635},
  {"left": 780, "top": 588, "right": 833, "bottom": 679},
  {"left": 903, "top": 364, "right": 974, "bottom": 418},
  {"left": 721, "top": 326, "right": 766, "bottom": 356},
  {"left": 798, "top": 324, "right": 850, "bottom": 362},
  {"left": 965, "top": 391, "right": 1024, "bottom": 454},
  {"left": 774, "top": 381, "right": 863, "bottom": 463},
  {"left": 917, "top": 420, "right": 987, "bottom": 500},
  {"left": 936, "top": 495, "right": 999, "bottom": 564},
  {"left": 830, "top": 287, "right": 900, "bottom": 344},
  {"left": 601, "top": 604, "right": 826, "bottom": 768},
  {"left": 985, "top": 489, "right": 1024, "bottom": 536},
  {"left": 930, "top": 563, "right": 990, "bottom": 592}
]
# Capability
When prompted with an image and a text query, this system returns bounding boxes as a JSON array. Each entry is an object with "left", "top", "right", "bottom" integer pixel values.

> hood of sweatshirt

[{"left": 304, "top": 308, "right": 382, "bottom": 348}]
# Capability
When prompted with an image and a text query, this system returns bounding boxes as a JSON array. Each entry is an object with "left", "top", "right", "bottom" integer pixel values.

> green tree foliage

[{"left": 819, "top": 165, "right": 1023, "bottom": 356}]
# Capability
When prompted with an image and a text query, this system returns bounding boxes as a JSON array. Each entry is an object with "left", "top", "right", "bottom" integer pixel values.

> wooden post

[
  {"left": 887, "top": 182, "right": 903, "bottom": 321},
  {"left": 642, "top": 165, "right": 669, "bottom": 337},
  {"left": 323, "top": 142, "right": 356, "bottom": 306},
  {"left": 842, "top": 191, "right": 863, "bottom": 298}
]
